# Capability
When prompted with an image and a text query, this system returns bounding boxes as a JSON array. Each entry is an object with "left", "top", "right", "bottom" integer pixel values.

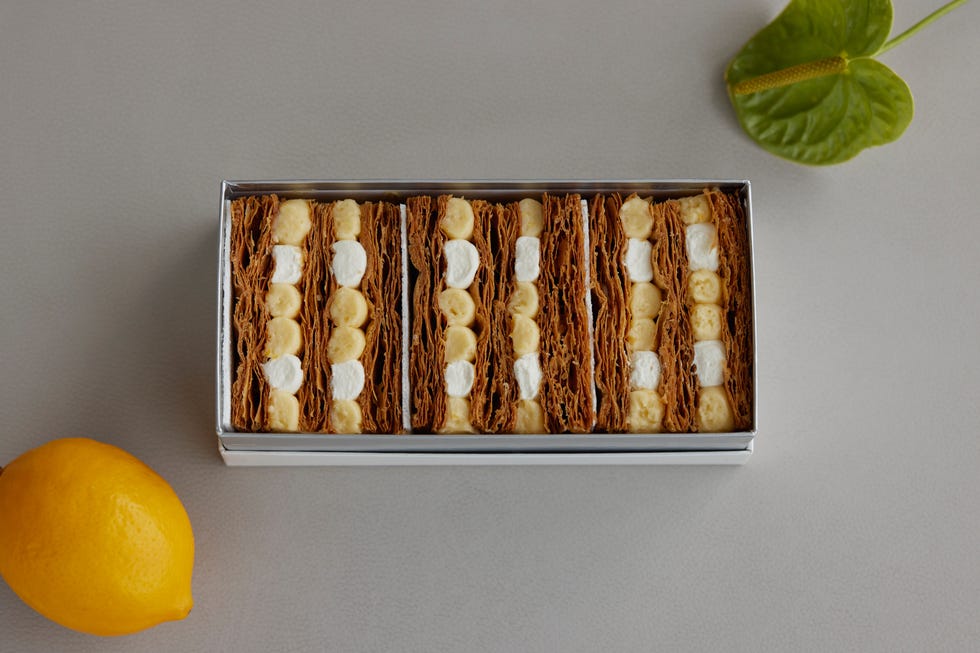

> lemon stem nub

[{"left": 732, "top": 56, "right": 848, "bottom": 95}]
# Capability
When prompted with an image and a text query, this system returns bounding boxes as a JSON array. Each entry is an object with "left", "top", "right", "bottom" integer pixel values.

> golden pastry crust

[
  {"left": 355, "top": 201, "right": 404, "bottom": 434},
  {"left": 652, "top": 199, "right": 697, "bottom": 432},
  {"left": 466, "top": 200, "right": 494, "bottom": 432},
  {"left": 229, "top": 195, "right": 278, "bottom": 432},
  {"left": 711, "top": 191, "right": 753, "bottom": 431},
  {"left": 589, "top": 194, "right": 631, "bottom": 433},
  {"left": 537, "top": 194, "right": 595, "bottom": 433},
  {"left": 295, "top": 200, "right": 333, "bottom": 432},
  {"left": 448, "top": 199, "right": 516, "bottom": 434},
  {"left": 407, "top": 195, "right": 447, "bottom": 432}
]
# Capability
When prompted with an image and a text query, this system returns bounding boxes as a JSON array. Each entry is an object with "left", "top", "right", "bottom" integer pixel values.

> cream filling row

[
  {"left": 511, "top": 199, "right": 545, "bottom": 433},
  {"left": 677, "top": 195, "right": 735, "bottom": 432},
  {"left": 438, "top": 198, "right": 480, "bottom": 434},
  {"left": 619, "top": 197, "right": 666, "bottom": 432}
]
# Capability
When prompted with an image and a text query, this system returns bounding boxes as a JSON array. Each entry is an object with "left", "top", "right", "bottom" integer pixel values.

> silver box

[{"left": 216, "top": 180, "right": 757, "bottom": 464}]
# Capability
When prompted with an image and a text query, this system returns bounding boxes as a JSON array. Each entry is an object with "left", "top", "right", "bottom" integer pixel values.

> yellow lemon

[{"left": 0, "top": 438, "right": 194, "bottom": 636}]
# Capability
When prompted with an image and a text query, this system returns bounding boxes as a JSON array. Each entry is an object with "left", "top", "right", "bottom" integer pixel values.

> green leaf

[
  {"left": 725, "top": 0, "right": 915, "bottom": 165},
  {"left": 841, "top": 0, "right": 893, "bottom": 55}
]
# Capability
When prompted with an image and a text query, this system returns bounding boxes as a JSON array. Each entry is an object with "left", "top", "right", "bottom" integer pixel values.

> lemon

[{"left": 0, "top": 438, "right": 194, "bottom": 636}]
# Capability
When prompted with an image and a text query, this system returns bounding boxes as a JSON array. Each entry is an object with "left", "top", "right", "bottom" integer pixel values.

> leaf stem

[{"left": 877, "top": 0, "right": 971, "bottom": 55}]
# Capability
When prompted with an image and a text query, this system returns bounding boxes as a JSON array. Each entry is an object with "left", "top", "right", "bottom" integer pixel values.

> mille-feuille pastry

[
  {"left": 700, "top": 191, "right": 753, "bottom": 431},
  {"left": 405, "top": 195, "right": 452, "bottom": 432},
  {"left": 228, "top": 195, "right": 403, "bottom": 434},
  {"left": 522, "top": 194, "right": 595, "bottom": 433},
  {"left": 468, "top": 198, "right": 520, "bottom": 434},
  {"left": 229, "top": 195, "right": 287, "bottom": 433},
  {"left": 590, "top": 190, "right": 752, "bottom": 433},
  {"left": 590, "top": 193, "right": 665, "bottom": 432},
  {"left": 667, "top": 190, "right": 752, "bottom": 432},
  {"left": 406, "top": 195, "right": 493, "bottom": 434},
  {"left": 507, "top": 198, "right": 546, "bottom": 432},
  {"left": 407, "top": 194, "right": 595, "bottom": 434},
  {"left": 440, "top": 196, "right": 482, "bottom": 433}
]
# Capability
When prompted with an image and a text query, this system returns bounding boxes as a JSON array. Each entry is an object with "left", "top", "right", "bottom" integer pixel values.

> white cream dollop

[
  {"left": 331, "top": 359, "right": 365, "bottom": 400},
  {"left": 444, "top": 239, "right": 480, "bottom": 289},
  {"left": 514, "top": 353, "right": 542, "bottom": 400},
  {"left": 444, "top": 360, "right": 475, "bottom": 397},
  {"left": 685, "top": 223, "right": 719, "bottom": 272},
  {"left": 630, "top": 351, "right": 662, "bottom": 390},
  {"left": 693, "top": 340, "right": 726, "bottom": 387},
  {"left": 625, "top": 238, "right": 654, "bottom": 282},
  {"left": 514, "top": 236, "right": 541, "bottom": 283},
  {"left": 262, "top": 354, "right": 304, "bottom": 394},
  {"left": 330, "top": 240, "right": 367, "bottom": 288},
  {"left": 271, "top": 245, "right": 303, "bottom": 285}
]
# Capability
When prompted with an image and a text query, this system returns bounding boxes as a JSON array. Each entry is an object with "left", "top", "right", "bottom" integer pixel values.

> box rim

[{"left": 216, "top": 179, "right": 757, "bottom": 456}]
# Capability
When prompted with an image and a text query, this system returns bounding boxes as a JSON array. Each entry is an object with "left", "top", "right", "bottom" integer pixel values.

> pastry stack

[
  {"left": 590, "top": 190, "right": 752, "bottom": 432},
  {"left": 228, "top": 196, "right": 403, "bottom": 433},
  {"left": 406, "top": 194, "right": 595, "bottom": 434}
]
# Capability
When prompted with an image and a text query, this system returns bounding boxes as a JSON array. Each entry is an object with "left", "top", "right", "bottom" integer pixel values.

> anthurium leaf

[
  {"left": 725, "top": 0, "right": 914, "bottom": 165},
  {"left": 842, "top": 0, "right": 893, "bottom": 55}
]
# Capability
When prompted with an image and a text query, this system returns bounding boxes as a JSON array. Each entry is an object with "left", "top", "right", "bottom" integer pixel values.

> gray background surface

[{"left": 1, "top": 1, "right": 978, "bottom": 651}]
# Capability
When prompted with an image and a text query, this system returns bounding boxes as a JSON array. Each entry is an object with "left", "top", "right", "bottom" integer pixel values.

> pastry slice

[
  {"left": 229, "top": 195, "right": 312, "bottom": 432},
  {"left": 406, "top": 195, "right": 449, "bottom": 432},
  {"left": 355, "top": 201, "right": 405, "bottom": 434},
  {"left": 504, "top": 198, "right": 545, "bottom": 433},
  {"left": 536, "top": 194, "right": 595, "bottom": 433},
  {"left": 469, "top": 200, "right": 520, "bottom": 433},
  {"left": 229, "top": 195, "right": 280, "bottom": 432},
  {"left": 706, "top": 191, "right": 753, "bottom": 431},
  {"left": 230, "top": 196, "right": 402, "bottom": 433},
  {"left": 590, "top": 193, "right": 668, "bottom": 432},
  {"left": 651, "top": 189, "right": 753, "bottom": 433},
  {"left": 650, "top": 197, "right": 698, "bottom": 432},
  {"left": 591, "top": 189, "right": 752, "bottom": 434}
]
